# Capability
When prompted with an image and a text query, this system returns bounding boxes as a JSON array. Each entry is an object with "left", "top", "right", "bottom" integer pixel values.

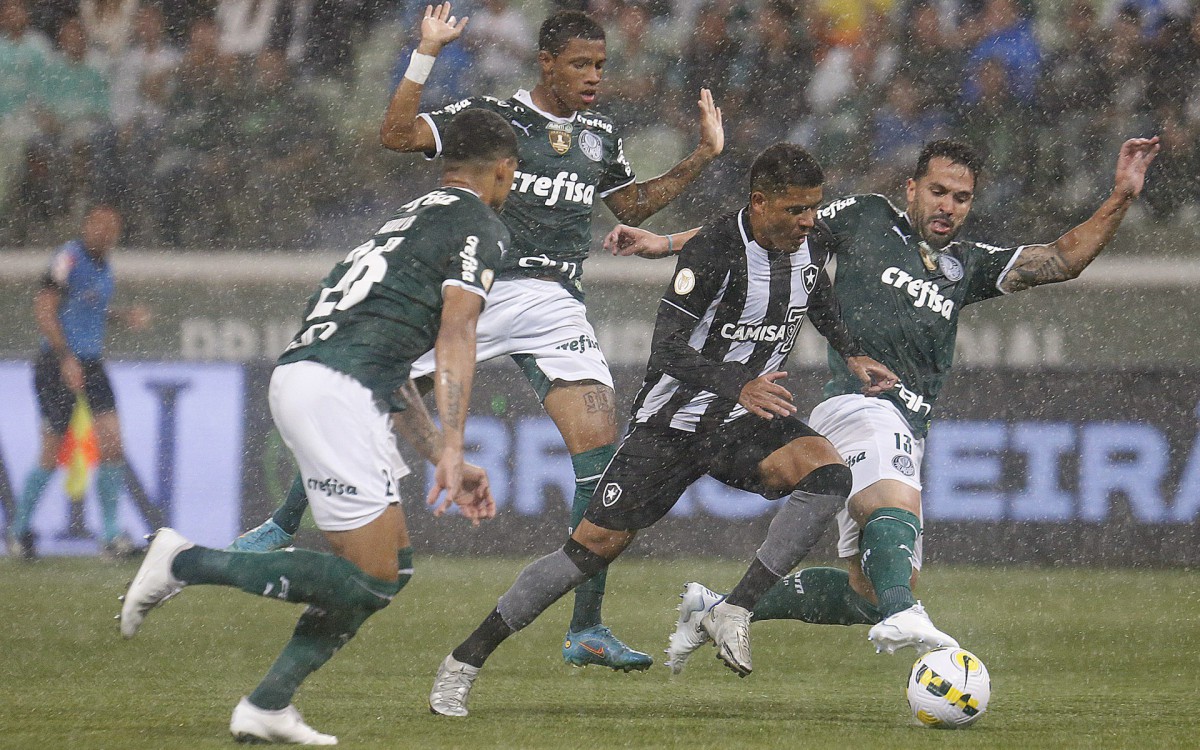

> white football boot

[
  {"left": 229, "top": 697, "right": 337, "bottom": 745},
  {"left": 701, "top": 601, "right": 753, "bottom": 677},
  {"left": 665, "top": 582, "right": 721, "bottom": 675},
  {"left": 429, "top": 655, "right": 480, "bottom": 717},
  {"left": 118, "top": 528, "right": 193, "bottom": 638},
  {"left": 868, "top": 602, "right": 959, "bottom": 656}
]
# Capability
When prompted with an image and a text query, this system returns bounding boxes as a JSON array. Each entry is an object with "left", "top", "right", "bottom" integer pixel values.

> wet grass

[{"left": 1, "top": 557, "right": 1197, "bottom": 748}]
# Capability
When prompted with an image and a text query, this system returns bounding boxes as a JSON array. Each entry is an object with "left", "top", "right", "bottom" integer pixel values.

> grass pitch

[{"left": 1, "top": 556, "right": 1197, "bottom": 749}]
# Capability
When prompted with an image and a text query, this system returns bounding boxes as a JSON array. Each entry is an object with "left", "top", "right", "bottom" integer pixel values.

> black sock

[
  {"left": 452, "top": 609, "right": 515, "bottom": 668},
  {"left": 724, "top": 557, "right": 782, "bottom": 611}
]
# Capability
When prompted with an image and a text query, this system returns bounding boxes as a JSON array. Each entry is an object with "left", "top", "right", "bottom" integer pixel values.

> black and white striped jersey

[{"left": 630, "top": 208, "right": 860, "bottom": 433}]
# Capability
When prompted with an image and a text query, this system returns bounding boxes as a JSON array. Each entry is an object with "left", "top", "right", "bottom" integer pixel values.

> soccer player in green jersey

[
  {"left": 607, "top": 136, "right": 1160, "bottom": 668},
  {"left": 118, "top": 109, "right": 516, "bottom": 745},
  {"left": 232, "top": 5, "right": 725, "bottom": 671}
]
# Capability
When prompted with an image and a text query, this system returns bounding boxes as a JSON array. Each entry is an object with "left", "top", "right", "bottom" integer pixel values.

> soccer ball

[{"left": 906, "top": 647, "right": 990, "bottom": 729}]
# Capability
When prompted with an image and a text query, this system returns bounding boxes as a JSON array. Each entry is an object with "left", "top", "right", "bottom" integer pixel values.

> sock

[
  {"left": 453, "top": 542, "right": 603, "bottom": 667},
  {"left": 724, "top": 464, "right": 851, "bottom": 610},
  {"left": 171, "top": 546, "right": 399, "bottom": 613},
  {"left": 751, "top": 567, "right": 881, "bottom": 625},
  {"left": 567, "top": 444, "right": 615, "bottom": 632},
  {"left": 270, "top": 473, "right": 309, "bottom": 536},
  {"left": 250, "top": 574, "right": 402, "bottom": 710},
  {"left": 396, "top": 547, "right": 414, "bottom": 590},
  {"left": 452, "top": 609, "right": 514, "bottom": 668},
  {"left": 95, "top": 462, "right": 126, "bottom": 543},
  {"left": 860, "top": 508, "right": 921, "bottom": 617},
  {"left": 14, "top": 466, "right": 54, "bottom": 535}
]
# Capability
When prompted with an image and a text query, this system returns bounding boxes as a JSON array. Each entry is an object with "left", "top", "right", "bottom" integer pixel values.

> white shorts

[
  {"left": 807, "top": 394, "right": 925, "bottom": 569},
  {"left": 269, "top": 361, "right": 410, "bottom": 532},
  {"left": 409, "top": 277, "right": 612, "bottom": 396}
]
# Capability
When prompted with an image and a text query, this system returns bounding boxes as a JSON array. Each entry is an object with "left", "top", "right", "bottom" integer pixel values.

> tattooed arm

[
  {"left": 392, "top": 380, "right": 443, "bottom": 463},
  {"left": 424, "top": 285, "right": 495, "bottom": 523},
  {"left": 1000, "top": 137, "right": 1159, "bottom": 293}
]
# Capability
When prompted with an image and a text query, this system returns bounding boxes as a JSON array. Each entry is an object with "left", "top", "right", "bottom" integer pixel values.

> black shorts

[
  {"left": 34, "top": 351, "right": 117, "bottom": 434},
  {"left": 584, "top": 414, "right": 823, "bottom": 531}
]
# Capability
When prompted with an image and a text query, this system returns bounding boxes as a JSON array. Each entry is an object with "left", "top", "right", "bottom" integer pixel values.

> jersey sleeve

[
  {"left": 442, "top": 217, "right": 507, "bottom": 300},
  {"left": 42, "top": 245, "right": 76, "bottom": 290},
  {"left": 417, "top": 97, "right": 491, "bottom": 158},
  {"left": 647, "top": 223, "right": 756, "bottom": 402},
  {"left": 597, "top": 135, "right": 636, "bottom": 198},
  {"left": 960, "top": 242, "right": 1025, "bottom": 306}
]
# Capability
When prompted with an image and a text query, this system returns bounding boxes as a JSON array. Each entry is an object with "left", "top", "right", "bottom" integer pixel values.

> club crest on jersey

[
  {"left": 601, "top": 482, "right": 623, "bottom": 507},
  {"left": 892, "top": 455, "right": 916, "bottom": 476},
  {"left": 938, "top": 253, "right": 964, "bottom": 282},
  {"left": 579, "top": 130, "right": 603, "bottom": 162},
  {"left": 801, "top": 264, "right": 819, "bottom": 294},
  {"left": 547, "top": 122, "right": 573, "bottom": 155}
]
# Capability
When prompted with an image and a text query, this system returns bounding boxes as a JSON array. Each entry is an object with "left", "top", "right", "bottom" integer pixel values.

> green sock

[
  {"left": 95, "top": 462, "right": 126, "bottom": 543},
  {"left": 269, "top": 474, "right": 309, "bottom": 536},
  {"left": 568, "top": 444, "right": 615, "bottom": 632},
  {"left": 860, "top": 508, "right": 921, "bottom": 617},
  {"left": 14, "top": 466, "right": 54, "bottom": 535},
  {"left": 751, "top": 567, "right": 881, "bottom": 625},
  {"left": 171, "top": 547, "right": 398, "bottom": 612},
  {"left": 250, "top": 570, "right": 404, "bottom": 711}
]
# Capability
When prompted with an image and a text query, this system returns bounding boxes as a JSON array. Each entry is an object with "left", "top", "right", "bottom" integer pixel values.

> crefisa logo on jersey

[
  {"left": 547, "top": 122, "right": 572, "bottom": 155},
  {"left": 579, "top": 130, "right": 603, "bottom": 162}
]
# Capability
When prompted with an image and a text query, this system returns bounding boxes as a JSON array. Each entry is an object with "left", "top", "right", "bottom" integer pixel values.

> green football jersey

[
  {"left": 277, "top": 187, "right": 509, "bottom": 411},
  {"left": 816, "top": 194, "right": 1022, "bottom": 436},
  {"left": 421, "top": 89, "right": 636, "bottom": 298}
]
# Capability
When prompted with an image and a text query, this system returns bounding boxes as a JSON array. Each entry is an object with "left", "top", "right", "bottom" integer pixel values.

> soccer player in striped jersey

[
  {"left": 233, "top": 5, "right": 725, "bottom": 672},
  {"left": 427, "top": 144, "right": 897, "bottom": 715},
  {"left": 608, "top": 136, "right": 1161, "bottom": 665}
]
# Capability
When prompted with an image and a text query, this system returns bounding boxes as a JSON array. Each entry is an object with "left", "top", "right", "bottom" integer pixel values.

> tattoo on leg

[{"left": 582, "top": 388, "right": 613, "bottom": 415}]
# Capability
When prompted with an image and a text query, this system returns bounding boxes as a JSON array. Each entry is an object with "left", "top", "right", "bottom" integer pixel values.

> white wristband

[{"left": 404, "top": 51, "right": 436, "bottom": 85}]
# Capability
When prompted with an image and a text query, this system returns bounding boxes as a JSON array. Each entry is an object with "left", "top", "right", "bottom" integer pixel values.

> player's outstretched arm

[
  {"left": 604, "top": 223, "right": 701, "bottom": 259},
  {"left": 380, "top": 2, "right": 466, "bottom": 152},
  {"left": 425, "top": 286, "right": 496, "bottom": 524},
  {"left": 1000, "top": 137, "right": 1160, "bottom": 294},
  {"left": 602, "top": 89, "right": 723, "bottom": 226}
]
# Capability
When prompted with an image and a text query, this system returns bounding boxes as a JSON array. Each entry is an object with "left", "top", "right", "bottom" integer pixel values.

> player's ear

[
  {"left": 537, "top": 49, "right": 554, "bottom": 74},
  {"left": 749, "top": 191, "right": 767, "bottom": 212},
  {"left": 905, "top": 177, "right": 917, "bottom": 204}
]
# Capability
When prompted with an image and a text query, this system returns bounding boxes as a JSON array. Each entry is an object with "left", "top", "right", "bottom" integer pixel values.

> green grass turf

[{"left": 1, "top": 556, "right": 1197, "bottom": 749}]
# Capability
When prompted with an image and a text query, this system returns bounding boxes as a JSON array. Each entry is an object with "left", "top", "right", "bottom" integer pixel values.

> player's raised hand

[
  {"left": 1113, "top": 136, "right": 1160, "bottom": 200},
  {"left": 695, "top": 88, "right": 724, "bottom": 160},
  {"left": 605, "top": 224, "right": 672, "bottom": 258},
  {"left": 418, "top": 2, "right": 469, "bottom": 55},
  {"left": 846, "top": 356, "right": 899, "bottom": 396},
  {"left": 739, "top": 371, "right": 797, "bottom": 420}
]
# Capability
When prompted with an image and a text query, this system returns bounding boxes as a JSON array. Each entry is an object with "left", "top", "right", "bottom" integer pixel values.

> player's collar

[
  {"left": 513, "top": 89, "right": 578, "bottom": 124},
  {"left": 442, "top": 185, "right": 482, "bottom": 200}
]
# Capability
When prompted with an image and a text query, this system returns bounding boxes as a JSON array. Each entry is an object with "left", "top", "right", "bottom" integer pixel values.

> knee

[
  {"left": 563, "top": 537, "right": 610, "bottom": 577},
  {"left": 795, "top": 463, "right": 853, "bottom": 500}
]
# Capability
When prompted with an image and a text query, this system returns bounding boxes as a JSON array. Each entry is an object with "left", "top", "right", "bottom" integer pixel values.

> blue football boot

[
  {"left": 562, "top": 624, "right": 653, "bottom": 671},
  {"left": 226, "top": 519, "right": 295, "bottom": 552}
]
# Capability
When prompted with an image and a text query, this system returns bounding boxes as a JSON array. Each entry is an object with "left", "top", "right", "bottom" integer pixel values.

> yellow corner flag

[{"left": 56, "top": 396, "right": 100, "bottom": 499}]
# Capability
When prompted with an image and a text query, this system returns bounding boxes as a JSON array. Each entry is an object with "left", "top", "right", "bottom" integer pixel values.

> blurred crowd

[{"left": 1, "top": 0, "right": 1198, "bottom": 249}]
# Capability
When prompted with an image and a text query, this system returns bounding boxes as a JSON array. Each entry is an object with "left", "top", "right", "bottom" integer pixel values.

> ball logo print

[{"left": 906, "top": 647, "right": 991, "bottom": 729}]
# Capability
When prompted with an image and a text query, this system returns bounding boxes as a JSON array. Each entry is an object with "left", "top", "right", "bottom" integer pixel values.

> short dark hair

[
  {"left": 538, "top": 11, "right": 604, "bottom": 56},
  {"left": 442, "top": 109, "right": 518, "bottom": 166},
  {"left": 749, "top": 143, "right": 824, "bottom": 195},
  {"left": 913, "top": 139, "right": 983, "bottom": 184}
]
